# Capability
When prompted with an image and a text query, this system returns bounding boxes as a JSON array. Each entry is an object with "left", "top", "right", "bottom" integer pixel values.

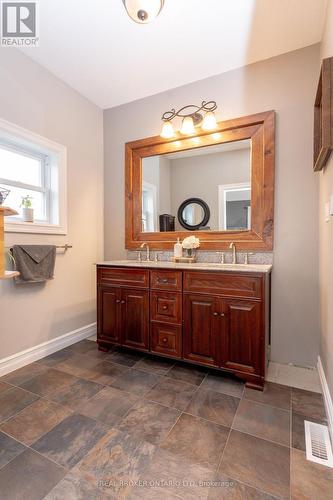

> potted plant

[
  {"left": 21, "top": 195, "right": 34, "bottom": 222},
  {"left": 182, "top": 235, "right": 200, "bottom": 259}
]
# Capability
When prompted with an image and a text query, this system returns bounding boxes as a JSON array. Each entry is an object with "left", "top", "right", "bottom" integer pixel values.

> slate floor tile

[
  {"left": 49, "top": 378, "right": 104, "bottom": 410},
  {"left": 166, "top": 362, "right": 208, "bottom": 386},
  {"left": 129, "top": 448, "right": 213, "bottom": 500},
  {"left": 111, "top": 368, "right": 161, "bottom": 396},
  {"left": 161, "top": 413, "right": 229, "bottom": 471},
  {"left": 145, "top": 377, "right": 197, "bottom": 411},
  {"left": 36, "top": 349, "right": 73, "bottom": 367},
  {"left": 0, "top": 431, "right": 26, "bottom": 469},
  {"left": 135, "top": 355, "right": 175, "bottom": 375},
  {"left": 220, "top": 430, "right": 290, "bottom": 499},
  {"left": 0, "top": 386, "right": 39, "bottom": 422},
  {"left": 232, "top": 398, "right": 290, "bottom": 446},
  {"left": 201, "top": 372, "right": 244, "bottom": 398},
  {"left": 0, "top": 448, "right": 66, "bottom": 500},
  {"left": 32, "top": 413, "right": 108, "bottom": 469},
  {"left": 117, "top": 399, "right": 180, "bottom": 445},
  {"left": 291, "top": 448, "right": 333, "bottom": 499},
  {"left": 75, "top": 427, "right": 156, "bottom": 498},
  {"left": 1, "top": 398, "right": 72, "bottom": 445},
  {"left": 244, "top": 381, "right": 291, "bottom": 410},
  {"left": 54, "top": 354, "right": 101, "bottom": 379},
  {"left": 207, "top": 472, "right": 277, "bottom": 500},
  {"left": 186, "top": 388, "right": 239, "bottom": 427},
  {"left": 65, "top": 339, "right": 98, "bottom": 355},
  {"left": 44, "top": 469, "right": 114, "bottom": 499},
  {"left": 0, "top": 381, "right": 11, "bottom": 393},
  {"left": 19, "top": 368, "right": 78, "bottom": 397},
  {"left": 108, "top": 349, "right": 145, "bottom": 367},
  {"left": 291, "top": 387, "right": 327, "bottom": 420},
  {"left": 85, "top": 360, "right": 129, "bottom": 385},
  {"left": 2, "top": 362, "right": 48, "bottom": 386},
  {"left": 77, "top": 386, "right": 139, "bottom": 426}
]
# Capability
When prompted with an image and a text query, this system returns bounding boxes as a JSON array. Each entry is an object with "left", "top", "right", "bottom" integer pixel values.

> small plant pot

[{"left": 22, "top": 207, "right": 34, "bottom": 223}]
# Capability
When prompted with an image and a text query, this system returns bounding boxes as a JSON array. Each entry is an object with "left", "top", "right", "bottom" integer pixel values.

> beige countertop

[{"left": 96, "top": 260, "right": 272, "bottom": 274}]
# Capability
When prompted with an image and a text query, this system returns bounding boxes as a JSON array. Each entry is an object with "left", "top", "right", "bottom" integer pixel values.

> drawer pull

[
  {"left": 162, "top": 305, "right": 168, "bottom": 310},
  {"left": 159, "top": 278, "right": 169, "bottom": 284},
  {"left": 162, "top": 337, "right": 168, "bottom": 343}
]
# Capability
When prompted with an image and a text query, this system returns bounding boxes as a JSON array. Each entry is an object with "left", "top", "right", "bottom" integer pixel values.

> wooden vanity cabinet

[
  {"left": 97, "top": 265, "right": 270, "bottom": 389},
  {"left": 97, "top": 268, "right": 149, "bottom": 351}
]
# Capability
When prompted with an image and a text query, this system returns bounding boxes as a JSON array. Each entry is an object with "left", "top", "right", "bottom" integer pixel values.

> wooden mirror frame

[{"left": 125, "top": 110, "right": 275, "bottom": 251}]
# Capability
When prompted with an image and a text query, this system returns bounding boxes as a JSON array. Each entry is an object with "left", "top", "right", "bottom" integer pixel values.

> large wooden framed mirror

[{"left": 125, "top": 110, "right": 275, "bottom": 250}]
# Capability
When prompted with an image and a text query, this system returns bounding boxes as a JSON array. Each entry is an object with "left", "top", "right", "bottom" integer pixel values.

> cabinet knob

[
  {"left": 162, "top": 305, "right": 168, "bottom": 310},
  {"left": 116, "top": 299, "right": 121, "bottom": 304},
  {"left": 162, "top": 337, "right": 168, "bottom": 343},
  {"left": 121, "top": 300, "right": 125, "bottom": 304},
  {"left": 213, "top": 312, "right": 218, "bottom": 316},
  {"left": 220, "top": 313, "right": 225, "bottom": 317}
]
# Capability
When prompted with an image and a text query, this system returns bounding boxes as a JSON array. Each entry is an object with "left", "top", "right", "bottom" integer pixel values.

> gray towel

[{"left": 12, "top": 245, "right": 56, "bottom": 284}]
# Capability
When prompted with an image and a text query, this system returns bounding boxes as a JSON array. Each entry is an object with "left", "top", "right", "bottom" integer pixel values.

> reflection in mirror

[
  {"left": 178, "top": 198, "right": 210, "bottom": 230},
  {"left": 141, "top": 139, "right": 251, "bottom": 232}
]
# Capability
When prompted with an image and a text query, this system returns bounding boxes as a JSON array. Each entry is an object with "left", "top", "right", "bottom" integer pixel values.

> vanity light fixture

[
  {"left": 122, "top": 0, "right": 165, "bottom": 24},
  {"left": 160, "top": 101, "right": 218, "bottom": 138}
]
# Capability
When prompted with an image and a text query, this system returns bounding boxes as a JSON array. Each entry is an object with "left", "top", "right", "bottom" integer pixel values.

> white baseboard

[
  {"left": 0, "top": 323, "right": 97, "bottom": 377},
  {"left": 318, "top": 356, "right": 333, "bottom": 445}
]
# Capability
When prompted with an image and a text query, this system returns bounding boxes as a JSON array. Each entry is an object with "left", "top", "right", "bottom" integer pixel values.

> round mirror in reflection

[{"left": 178, "top": 198, "right": 210, "bottom": 230}]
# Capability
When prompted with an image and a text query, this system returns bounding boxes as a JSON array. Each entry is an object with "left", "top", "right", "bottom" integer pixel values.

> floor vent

[{"left": 304, "top": 421, "right": 333, "bottom": 468}]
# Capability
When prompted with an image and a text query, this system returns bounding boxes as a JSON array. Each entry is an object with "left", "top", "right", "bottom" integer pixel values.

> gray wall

[
  {"left": 319, "top": 0, "right": 333, "bottom": 395},
  {"left": 104, "top": 45, "right": 320, "bottom": 367},
  {"left": 0, "top": 48, "right": 104, "bottom": 359}
]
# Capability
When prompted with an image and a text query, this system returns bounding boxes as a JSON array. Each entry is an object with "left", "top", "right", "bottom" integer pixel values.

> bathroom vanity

[{"left": 96, "top": 261, "right": 271, "bottom": 390}]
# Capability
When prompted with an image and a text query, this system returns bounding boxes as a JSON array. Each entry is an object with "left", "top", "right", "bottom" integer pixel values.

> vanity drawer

[
  {"left": 151, "top": 323, "right": 182, "bottom": 358},
  {"left": 97, "top": 267, "right": 149, "bottom": 288},
  {"left": 150, "top": 270, "right": 182, "bottom": 291},
  {"left": 150, "top": 291, "right": 182, "bottom": 324},
  {"left": 183, "top": 271, "right": 262, "bottom": 299}
]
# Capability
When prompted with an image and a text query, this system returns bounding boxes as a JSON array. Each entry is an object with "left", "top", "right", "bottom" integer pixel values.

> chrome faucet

[
  {"left": 140, "top": 242, "right": 150, "bottom": 262},
  {"left": 229, "top": 242, "right": 237, "bottom": 264}
]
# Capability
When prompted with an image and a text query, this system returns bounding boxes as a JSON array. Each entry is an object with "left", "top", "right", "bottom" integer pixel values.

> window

[
  {"left": 0, "top": 119, "right": 67, "bottom": 234},
  {"left": 218, "top": 182, "right": 251, "bottom": 231}
]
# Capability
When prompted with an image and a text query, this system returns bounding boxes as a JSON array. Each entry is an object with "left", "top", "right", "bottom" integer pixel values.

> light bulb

[
  {"left": 201, "top": 111, "right": 217, "bottom": 131},
  {"left": 122, "top": 0, "right": 164, "bottom": 24},
  {"left": 160, "top": 121, "right": 175, "bottom": 139},
  {"left": 180, "top": 116, "right": 195, "bottom": 135}
]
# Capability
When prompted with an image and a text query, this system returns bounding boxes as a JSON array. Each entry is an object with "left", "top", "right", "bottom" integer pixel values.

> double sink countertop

[{"left": 96, "top": 260, "right": 272, "bottom": 274}]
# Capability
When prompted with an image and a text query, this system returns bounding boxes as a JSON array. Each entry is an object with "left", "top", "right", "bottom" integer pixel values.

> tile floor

[{"left": 0, "top": 340, "right": 332, "bottom": 499}]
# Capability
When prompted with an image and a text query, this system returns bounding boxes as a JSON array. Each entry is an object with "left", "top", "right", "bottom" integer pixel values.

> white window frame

[
  {"left": 218, "top": 182, "right": 251, "bottom": 231},
  {"left": 0, "top": 118, "right": 67, "bottom": 235}
]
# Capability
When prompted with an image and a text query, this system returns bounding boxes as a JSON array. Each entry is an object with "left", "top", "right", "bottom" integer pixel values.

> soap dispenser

[{"left": 174, "top": 238, "right": 182, "bottom": 259}]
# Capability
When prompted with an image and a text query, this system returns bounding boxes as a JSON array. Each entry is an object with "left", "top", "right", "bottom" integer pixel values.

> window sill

[{"left": 5, "top": 220, "right": 67, "bottom": 235}]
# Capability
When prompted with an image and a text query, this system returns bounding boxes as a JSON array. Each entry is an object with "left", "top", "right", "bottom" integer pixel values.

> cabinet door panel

[
  {"left": 151, "top": 323, "right": 182, "bottom": 358},
  {"left": 222, "top": 300, "right": 262, "bottom": 374},
  {"left": 183, "top": 294, "right": 219, "bottom": 367},
  {"left": 150, "top": 291, "right": 182, "bottom": 324},
  {"left": 97, "top": 286, "right": 120, "bottom": 344},
  {"left": 121, "top": 289, "right": 149, "bottom": 350}
]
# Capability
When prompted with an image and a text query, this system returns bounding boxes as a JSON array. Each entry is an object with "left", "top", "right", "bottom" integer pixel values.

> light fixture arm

[{"left": 161, "top": 100, "right": 217, "bottom": 122}]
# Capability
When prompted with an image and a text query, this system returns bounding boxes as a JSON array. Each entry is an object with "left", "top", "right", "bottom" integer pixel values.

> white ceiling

[{"left": 21, "top": 0, "right": 327, "bottom": 109}]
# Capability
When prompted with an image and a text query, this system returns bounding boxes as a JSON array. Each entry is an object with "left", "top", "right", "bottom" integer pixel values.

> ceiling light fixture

[
  {"left": 160, "top": 101, "right": 218, "bottom": 137},
  {"left": 122, "top": 0, "right": 165, "bottom": 24}
]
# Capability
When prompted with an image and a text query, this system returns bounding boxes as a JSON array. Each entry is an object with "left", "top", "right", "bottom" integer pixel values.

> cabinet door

[
  {"left": 121, "top": 289, "right": 149, "bottom": 351},
  {"left": 221, "top": 299, "right": 262, "bottom": 374},
  {"left": 183, "top": 294, "right": 220, "bottom": 367},
  {"left": 97, "top": 286, "right": 121, "bottom": 344}
]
